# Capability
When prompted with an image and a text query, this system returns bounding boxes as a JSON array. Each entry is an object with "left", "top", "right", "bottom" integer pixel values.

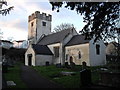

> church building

[{"left": 25, "top": 11, "right": 106, "bottom": 66}]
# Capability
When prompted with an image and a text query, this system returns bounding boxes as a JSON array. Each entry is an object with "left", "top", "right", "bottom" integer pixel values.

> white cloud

[{"left": 0, "top": 19, "right": 27, "bottom": 31}]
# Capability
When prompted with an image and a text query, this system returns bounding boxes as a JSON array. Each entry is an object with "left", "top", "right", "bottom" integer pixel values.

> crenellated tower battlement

[
  {"left": 28, "top": 11, "right": 52, "bottom": 22},
  {"left": 28, "top": 11, "right": 52, "bottom": 44}
]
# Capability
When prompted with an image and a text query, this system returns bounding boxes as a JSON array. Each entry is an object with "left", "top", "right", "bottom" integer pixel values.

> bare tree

[{"left": 53, "top": 23, "right": 75, "bottom": 32}]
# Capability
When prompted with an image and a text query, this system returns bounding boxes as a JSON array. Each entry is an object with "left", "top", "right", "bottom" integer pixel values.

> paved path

[{"left": 21, "top": 65, "right": 63, "bottom": 88}]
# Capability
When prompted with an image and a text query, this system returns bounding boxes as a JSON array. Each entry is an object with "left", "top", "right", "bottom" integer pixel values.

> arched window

[
  {"left": 96, "top": 44, "right": 100, "bottom": 55},
  {"left": 78, "top": 51, "right": 81, "bottom": 59},
  {"left": 31, "top": 22, "right": 34, "bottom": 27},
  {"left": 42, "top": 21, "right": 46, "bottom": 26}
]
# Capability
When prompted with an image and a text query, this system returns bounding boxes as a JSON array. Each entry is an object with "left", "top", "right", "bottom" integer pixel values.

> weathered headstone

[
  {"left": 80, "top": 69, "right": 91, "bottom": 86},
  {"left": 56, "top": 63, "right": 61, "bottom": 68},
  {"left": 65, "top": 62, "right": 70, "bottom": 68},
  {"left": 82, "top": 61, "right": 87, "bottom": 69},
  {"left": 45, "top": 61, "right": 49, "bottom": 66},
  {"left": 70, "top": 62, "right": 75, "bottom": 69},
  {"left": 60, "top": 71, "right": 76, "bottom": 76},
  {"left": 7, "top": 81, "right": 16, "bottom": 86},
  {"left": 2, "top": 64, "right": 8, "bottom": 73},
  {"left": 65, "top": 62, "right": 68, "bottom": 66}
]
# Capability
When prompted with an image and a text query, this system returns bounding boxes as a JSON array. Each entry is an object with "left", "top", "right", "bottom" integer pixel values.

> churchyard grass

[
  {"left": 33, "top": 65, "right": 100, "bottom": 88},
  {"left": 4, "top": 62, "right": 27, "bottom": 88}
]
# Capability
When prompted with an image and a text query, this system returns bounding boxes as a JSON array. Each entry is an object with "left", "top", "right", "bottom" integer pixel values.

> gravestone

[
  {"left": 80, "top": 69, "right": 92, "bottom": 86},
  {"left": 45, "top": 61, "right": 49, "bottom": 66},
  {"left": 70, "top": 62, "right": 75, "bottom": 69},
  {"left": 65, "top": 62, "right": 68, "bottom": 66},
  {"left": 82, "top": 61, "right": 87, "bottom": 69},
  {"left": 60, "top": 71, "right": 76, "bottom": 76},
  {"left": 56, "top": 63, "right": 61, "bottom": 68},
  {"left": 2, "top": 64, "right": 8, "bottom": 73},
  {"left": 7, "top": 81, "right": 16, "bottom": 86},
  {"left": 65, "top": 62, "right": 70, "bottom": 68}
]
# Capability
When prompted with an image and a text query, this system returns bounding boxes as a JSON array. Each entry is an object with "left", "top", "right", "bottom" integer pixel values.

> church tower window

[
  {"left": 42, "top": 21, "right": 46, "bottom": 26},
  {"left": 78, "top": 51, "right": 81, "bottom": 59},
  {"left": 31, "top": 22, "right": 34, "bottom": 27}
]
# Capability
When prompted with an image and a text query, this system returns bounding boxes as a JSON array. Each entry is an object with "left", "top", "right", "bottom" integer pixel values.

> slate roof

[
  {"left": 1, "top": 40, "right": 13, "bottom": 44},
  {"left": 37, "top": 29, "right": 74, "bottom": 45},
  {"left": 65, "top": 35, "right": 90, "bottom": 46},
  {"left": 32, "top": 44, "right": 53, "bottom": 55}
]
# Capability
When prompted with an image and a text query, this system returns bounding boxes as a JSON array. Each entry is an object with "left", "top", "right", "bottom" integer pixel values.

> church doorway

[{"left": 28, "top": 54, "right": 32, "bottom": 66}]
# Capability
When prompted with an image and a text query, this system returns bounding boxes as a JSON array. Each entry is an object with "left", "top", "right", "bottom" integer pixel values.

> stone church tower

[{"left": 28, "top": 11, "right": 52, "bottom": 44}]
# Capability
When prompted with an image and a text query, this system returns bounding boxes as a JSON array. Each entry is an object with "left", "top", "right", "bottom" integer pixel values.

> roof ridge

[{"left": 46, "top": 28, "right": 71, "bottom": 36}]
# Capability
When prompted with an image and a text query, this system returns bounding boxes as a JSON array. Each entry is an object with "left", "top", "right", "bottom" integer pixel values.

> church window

[
  {"left": 31, "top": 22, "right": 34, "bottom": 27},
  {"left": 42, "top": 21, "right": 46, "bottom": 26},
  {"left": 54, "top": 46, "right": 59, "bottom": 57},
  {"left": 78, "top": 51, "right": 81, "bottom": 59},
  {"left": 96, "top": 44, "right": 100, "bottom": 55}
]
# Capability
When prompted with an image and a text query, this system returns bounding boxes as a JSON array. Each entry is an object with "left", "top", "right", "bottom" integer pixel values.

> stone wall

[
  {"left": 65, "top": 43, "right": 90, "bottom": 66},
  {"left": 36, "top": 55, "right": 53, "bottom": 66}
]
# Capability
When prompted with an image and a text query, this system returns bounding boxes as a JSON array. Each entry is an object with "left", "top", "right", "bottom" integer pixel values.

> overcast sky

[{"left": 0, "top": 0, "right": 86, "bottom": 41}]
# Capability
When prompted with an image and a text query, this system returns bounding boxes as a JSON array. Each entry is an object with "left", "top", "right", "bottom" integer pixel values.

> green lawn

[
  {"left": 3, "top": 62, "right": 27, "bottom": 88},
  {"left": 33, "top": 65, "right": 100, "bottom": 88}
]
